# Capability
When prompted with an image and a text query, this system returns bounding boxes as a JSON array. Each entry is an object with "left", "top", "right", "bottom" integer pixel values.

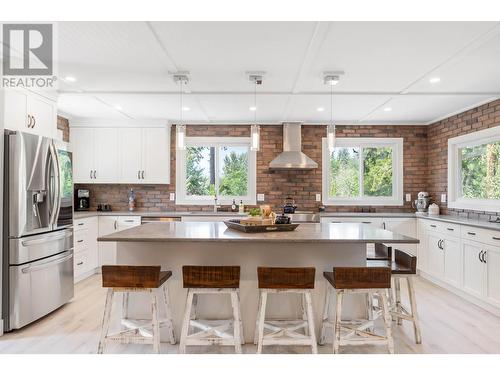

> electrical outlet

[
  {"left": 405, "top": 193, "right": 411, "bottom": 202},
  {"left": 315, "top": 193, "right": 321, "bottom": 202},
  {"left": 441, "top": 194, "right": 447, "bottom": 203},
  {"left": 257, "top": 193, "right": 265, "bottom": 201},
  {"left": 170, "top": 192, "right": 175, "bottom": 201}
]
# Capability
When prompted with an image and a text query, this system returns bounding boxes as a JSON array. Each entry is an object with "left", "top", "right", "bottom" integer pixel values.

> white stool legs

[{"left": 255, "top": 289, "right": 317, "bottom": 354}]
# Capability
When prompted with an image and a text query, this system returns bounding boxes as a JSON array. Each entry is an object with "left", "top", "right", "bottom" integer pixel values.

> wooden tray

[{"left": 223, "top": 219, "right": 299, "bottom": 233}]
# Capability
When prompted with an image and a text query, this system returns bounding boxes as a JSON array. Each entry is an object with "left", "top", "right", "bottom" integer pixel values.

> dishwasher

[{"left": 141, "top": 216, "right": 182, "bottom": 224}]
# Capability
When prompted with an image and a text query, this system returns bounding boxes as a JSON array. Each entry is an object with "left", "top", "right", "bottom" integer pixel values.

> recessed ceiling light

[
  {"left": 317, "top": 107, "right": 325, "bottom": 112},
  {"left": 383, "top": 107, "right": 392, "bottom": 112},
  {"left": 182, "top": 106, "right": 190, "bottom": 111},
  {"left": 114, "top": 105, "right": 123, "bottom": 111},
  {"left": 249, "top": 106, "right": 257, "bottom": 111},
  {"left": 64, "top": 76, "right": 76, "bottom": 82},
  {"left": 429, "top": 77, "right": 441, "bottom": 84}
]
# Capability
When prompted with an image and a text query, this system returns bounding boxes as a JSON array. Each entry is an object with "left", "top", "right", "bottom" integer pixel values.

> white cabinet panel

[
  {"left": 443, "top": 236, "right": 462, "bottom": 288},
  {"left": 427, "top": 232, "right": 444, "bottom": 278},
  {"left": 119, "top": 128, "right": 143, "bottom": 183},
  {"left": 98, "top": 216, "right": 140, "bottom": 266},
  {"left": 486, "top": 245, "right": 500, "bottom": 308},
  {"left": 74, "top": 216, "right": 99, "bottom": 282},
  {"left": 4, "top": 90, "right": 28, "bottom": 130},
  {"left": 71, "top": 128, "right": 95, "bottom": 183},
  {"left": 383, "top": 218, "right": 417, "bottom": 255},
  {"left": 142, "top": 127, "right": 170, "bottom": 184},
  {"left": 462, "top": 241, "right": 485, "bottom": 299},
  {"left": 26, "top": 93, "right": 56, "bottom": 138},
  {"left": 94, "top": 128, "right": 119, "bottom": 183}
]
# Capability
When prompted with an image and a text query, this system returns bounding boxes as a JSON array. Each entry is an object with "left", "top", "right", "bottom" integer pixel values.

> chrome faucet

[{"left": 213, "top": 196, "right": 221, "bottom": 213}]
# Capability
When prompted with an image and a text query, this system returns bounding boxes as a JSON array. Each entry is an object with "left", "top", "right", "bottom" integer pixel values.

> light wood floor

[{"left": 1, "top": 274, "right": 500, "bottom": 354}]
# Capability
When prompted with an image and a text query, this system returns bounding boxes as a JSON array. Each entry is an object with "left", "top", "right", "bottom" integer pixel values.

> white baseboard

[
  {"left": 74, "top": 268, "right": 99, "bottom": 284},
  {"left": 419, "top": 270, "right": 500, "bottom": 318}
]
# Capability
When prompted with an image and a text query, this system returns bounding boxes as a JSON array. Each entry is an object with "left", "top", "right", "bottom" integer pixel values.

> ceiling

[{"left": 56, "top": 21, "right": 500, "bottom": 125}]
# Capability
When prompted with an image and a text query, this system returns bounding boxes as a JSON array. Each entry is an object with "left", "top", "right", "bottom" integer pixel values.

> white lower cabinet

[
  {"left": 418, "top": 219, "right": 500, "bottom": 315},
  {"left": 98, "top": 216, "right": 141, "bottom": 266},
  {"left": 74, "top": 216, "right": 99, "bottom": 283}
]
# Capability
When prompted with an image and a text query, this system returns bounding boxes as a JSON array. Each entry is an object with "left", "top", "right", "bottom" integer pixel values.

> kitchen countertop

[
  {"left": 74, "top": 211, "right": 247, "bottom": 219},
  {"left": 320, "top": 212, "right": 416, "bottom": 218},
  {"left": 98, "top": 222, "right": 420, "bottom": 244}
]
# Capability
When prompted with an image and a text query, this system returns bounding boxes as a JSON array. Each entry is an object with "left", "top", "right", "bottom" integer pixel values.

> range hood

[{"left": 269, "top": 123, "right": 318, "bottom": 170}]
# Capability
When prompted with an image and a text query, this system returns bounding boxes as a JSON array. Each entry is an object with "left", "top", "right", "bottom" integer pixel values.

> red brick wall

[
  {"left": 57, "top": 116, "right": 70, "bottom": 142},
  {"left": 427, "top": 99, "right": 500, "bottom": 217},
  {"left": 76, "top": 124, "right": 428, "bottom": 213}
]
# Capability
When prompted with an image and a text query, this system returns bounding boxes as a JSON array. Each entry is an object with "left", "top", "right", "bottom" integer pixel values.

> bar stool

[
  {"left": 98, "top": 265, "right": 176, "bottom": 354},
  {"left": 367, "top": 243, "right": 392, "bottom": 260},
  {"left": 368, "top": 248, "right": 422, "bottom": 344},
  {"left": 179, "top": 265, "right": 243, "bottom": 354},
  {"left": 320, "top": 266, "right": 394, "bottom": 354},
  {"left": 254, "top": 267, "right": 317, "bottom": 354}
]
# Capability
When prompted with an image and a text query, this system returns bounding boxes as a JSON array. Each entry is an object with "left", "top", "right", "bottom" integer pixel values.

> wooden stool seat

[
  {"left": 98, "top": 265, "right": 176, "bottom": 354},
  {"left": 179, "top": 265, "right": 243, "bottom": 354},
  {"left": 366, "top": 260, "right": 414, "bottom": 274},
  {"left": 255, "top": 267, "right": 318, "bottom": 354},
  {"left": 320, "top": 266, "right": 394, "bottom": 354}
]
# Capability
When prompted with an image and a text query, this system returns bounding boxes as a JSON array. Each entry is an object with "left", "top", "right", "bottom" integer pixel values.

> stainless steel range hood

[{"left": 269, "top": 123, "right": 318, "bottom": 170}]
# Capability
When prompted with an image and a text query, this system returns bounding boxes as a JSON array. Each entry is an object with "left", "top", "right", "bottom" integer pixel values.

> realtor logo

[{"left": 2, "top": 23, "right": 56, "bottom": 88}]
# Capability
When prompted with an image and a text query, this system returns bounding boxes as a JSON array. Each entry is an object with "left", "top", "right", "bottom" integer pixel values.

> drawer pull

[
  {"left": 446, "top": 228, "right": 454, "bottom": 231},
  {"left": 77, "top": 261, "right": 84, "bottom": 266},
  {"left": 78, "top": 223, "right": 84, "bottom": 226},
  {"left": 430, "top": 224, "right": 437, "bottom": 228},
  {"left": 77, "top": 240, "right": 84, "bottom": 243},
  {"left": 493, "top": 237, "right": 500, "bottom": 241},
  {"left": 124, "top": 220, "right": 135, "bottom": 223},
  {"left": 362, "top": 221, "right": 372, "bottom": 224},
  {"left": 467, "top": 232, "right": 476, "bottom": 236}
]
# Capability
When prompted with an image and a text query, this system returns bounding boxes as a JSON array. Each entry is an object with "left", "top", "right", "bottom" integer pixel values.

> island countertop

[{"left": 98, "top": 221, "right": 419, "bottom": 244}]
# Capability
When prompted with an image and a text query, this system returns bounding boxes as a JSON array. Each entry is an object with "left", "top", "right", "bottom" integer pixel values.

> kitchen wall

[
  {"left": 57, "top": 116, "right": 70, "bottom": 142},
  {"left": 427, "top": 98, "right": 500, "bottom": 217},
  {"left": 75, "top": 123, "right": 428, "bottom": 213}
]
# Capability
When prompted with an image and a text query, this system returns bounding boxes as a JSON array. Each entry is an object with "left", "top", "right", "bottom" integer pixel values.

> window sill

[
  {"left": 323, "top": 198, "right": 404, "bottom": 206},
  {"left": 448, "top": 199, "right": 500, "bottom": 213}
]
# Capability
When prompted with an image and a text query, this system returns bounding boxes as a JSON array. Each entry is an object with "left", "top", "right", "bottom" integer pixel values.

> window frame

[
  {"left": 322, "top": 137, "right": 404, "bottom": 206},
  {"left": 448, "top": 126, "right": 500, "bottom": 212},
  {"left": 176, "top": 136, "right": 257, "bottom": 205}
]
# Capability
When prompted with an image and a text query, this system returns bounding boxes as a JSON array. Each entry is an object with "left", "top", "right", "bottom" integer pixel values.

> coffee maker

[
  {"left": 413, "top": 191, "right": 431, "bottom": 212},
  {"left": 75, "top": 189, "right": 90, "bottom": 211}
]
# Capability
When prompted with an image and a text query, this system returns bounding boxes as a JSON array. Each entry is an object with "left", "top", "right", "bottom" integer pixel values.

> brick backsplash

[
  {"left": 70, "top": 98, "right": 500, "bottom": 215},
  {"left": 57, "top": 116, "right": 70, "bottom": 142},
  {"left": 75, "top": 123, "right": 428, "bottom": 213}
]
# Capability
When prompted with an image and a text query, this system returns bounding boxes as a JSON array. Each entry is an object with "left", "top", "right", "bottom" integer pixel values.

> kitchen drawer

[
  {"left": 461, "top": 225, "right": 500, "bottom": 247},
  {"left": 74, "top": 229, "right": 90, "bottom": 252},
  {"left": 423, "top": 220, "right": 461, "bottom": 236},
  {"left": 74, "top": 250, "right": 91, "bottom": 277},
  {"left": 117, "top": 216, "right": 141, "bottom": 226},
  {"left": 74, "top": 216, "right": 98, "bottom": 231}
]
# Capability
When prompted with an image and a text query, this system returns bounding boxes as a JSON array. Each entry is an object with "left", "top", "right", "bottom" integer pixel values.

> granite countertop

[
  {"left": 74, "top": 211, "right": 247, "bottom": 219},
  {"left": 416, "top": 213, "right": 500, "bottom": 231},
  {"left": 98, "top": 222, "right": 420, "bottom": 244}
]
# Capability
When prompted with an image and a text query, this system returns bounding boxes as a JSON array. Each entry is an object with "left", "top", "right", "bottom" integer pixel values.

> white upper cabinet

[
  {"left": 142, "top": 127, "right": 170, "bottom": 184},
  {"left": 72, "top": 124, "right": 170, "bottom": 184},
  {"left": 94, "top": 128, "right": 120, "bottom": 183},
  {"left": 3, "top": 88, "right": 57, "bottom": 138}
]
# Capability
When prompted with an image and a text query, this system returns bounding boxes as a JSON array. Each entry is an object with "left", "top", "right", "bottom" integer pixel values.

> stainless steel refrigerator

[{"left": 2, "top": 130, "right": 74, "bottom": 331}]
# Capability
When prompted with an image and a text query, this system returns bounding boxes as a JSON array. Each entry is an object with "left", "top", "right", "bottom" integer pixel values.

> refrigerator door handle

[
  {"left": 21, "top": 251, "right": 74, "bottom": 274},
  {"left": 21, "top": 230, "right": 73, "bottom": 246},
  {"left": 48, "top": 142, "right": 61, "bottom": 228}
]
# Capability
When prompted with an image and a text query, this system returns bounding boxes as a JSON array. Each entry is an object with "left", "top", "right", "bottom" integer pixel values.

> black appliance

[
  {"left": 75, "top": 188, "right": 90, "bottom": 211},
  {"left": 283, "top": 197, "right": 297, "bottom": 214}
]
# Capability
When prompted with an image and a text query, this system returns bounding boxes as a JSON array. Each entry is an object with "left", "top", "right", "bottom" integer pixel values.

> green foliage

[
  {"left": 248, "top": 208, "right": 261, "bottom": 216},
  {"left": 461, "top": 141, "right": 500, "bottom": 199},
  {"left": 363, "top": 147, "right": 393, "bottom": 197},
  {"left": 218, "top": 150, "right": 248, "bottom": 196},
  {"left": 329, "top": 147, "right": 359, "bottom": 198},
  {"left": 186, "top": 146, "right": 211, "bottom": 196},
  {"left": 59, "top": 151, "right": 73, "bottom": 198}
]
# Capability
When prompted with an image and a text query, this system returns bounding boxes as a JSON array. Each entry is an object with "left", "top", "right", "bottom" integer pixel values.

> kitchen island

[{"left": 98, "top": 222, "right": 419, "bottom": 342}]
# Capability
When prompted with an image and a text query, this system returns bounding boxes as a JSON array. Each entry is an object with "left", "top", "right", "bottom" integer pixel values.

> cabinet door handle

[
  {"left": 467, "top": 232, "right": 476, "bottom": 236},
  {"left": 493, "top": 237, "right": 500, "bottom": 241},
  {"left": 93, "top": 170, "right": 97, "bottom": 179},
  {"left": 90, "top": 170, "right": 93, "bottom": 179},
  {"left": 32, "top": 115, "right": 36, "bottom": 127},
  {"left": 114, "top": 220, "right": 117, "bottom": 230},
  {"left": 437, "top": 239, "right": 441, "bottom": 249},
  {"left": 483, "top": 251, "right": 487, "bottom": 264},
  {"left": 77, "top": 239, "right": 84, "bottom": 243},
  {"left": 77, "top": 261, "right": 84, "bottom": 266},
  {"left": 27, "top": 114, "right": 32, "bottom": 128},
  {"left": 138, "top": 170, "right": 141, "bottom": 179},
  {"left": 382, "top": 222, "right": 386, "bottom": 229},
  {"left": 142, "top": 170, "right": 145, "bottom": 179},
  {"left": 478, "top": 251, "right": 483, "bottom": 263}
]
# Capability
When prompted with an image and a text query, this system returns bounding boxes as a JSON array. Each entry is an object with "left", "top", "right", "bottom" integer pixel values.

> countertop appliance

[
  {"left": 283, "top": 197, "right": 298, "bottom": 214},
  {"left": 413, "top": 191, "right": 431, "bottom": 213},
  {"left": 2, "top": 131, "right": 74, "bottom": 331},
  {"left": 75, "top": 188, "right": 90, "bottom": 211}
]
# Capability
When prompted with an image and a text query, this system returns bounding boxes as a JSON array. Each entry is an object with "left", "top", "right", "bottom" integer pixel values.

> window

[
  {"left": 176, "top": 137, "right": 256, "bottom": 205},
  {"left": 448, "top": 126, "right": 500, "bottom": 211},
  {"left": 322, "top": 138, "right": 403, "bottom": 206}
]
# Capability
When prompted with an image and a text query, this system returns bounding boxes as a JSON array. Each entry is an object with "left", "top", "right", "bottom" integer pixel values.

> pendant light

[
  {"left": 174, "top": 73, "right": 189, "bottom": 151},
  {"left": 324, "top": 73, "right": 341, "bottom": 153},
  {"left": 249, "top": 73, "right": 261, "bottom": 152}
]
